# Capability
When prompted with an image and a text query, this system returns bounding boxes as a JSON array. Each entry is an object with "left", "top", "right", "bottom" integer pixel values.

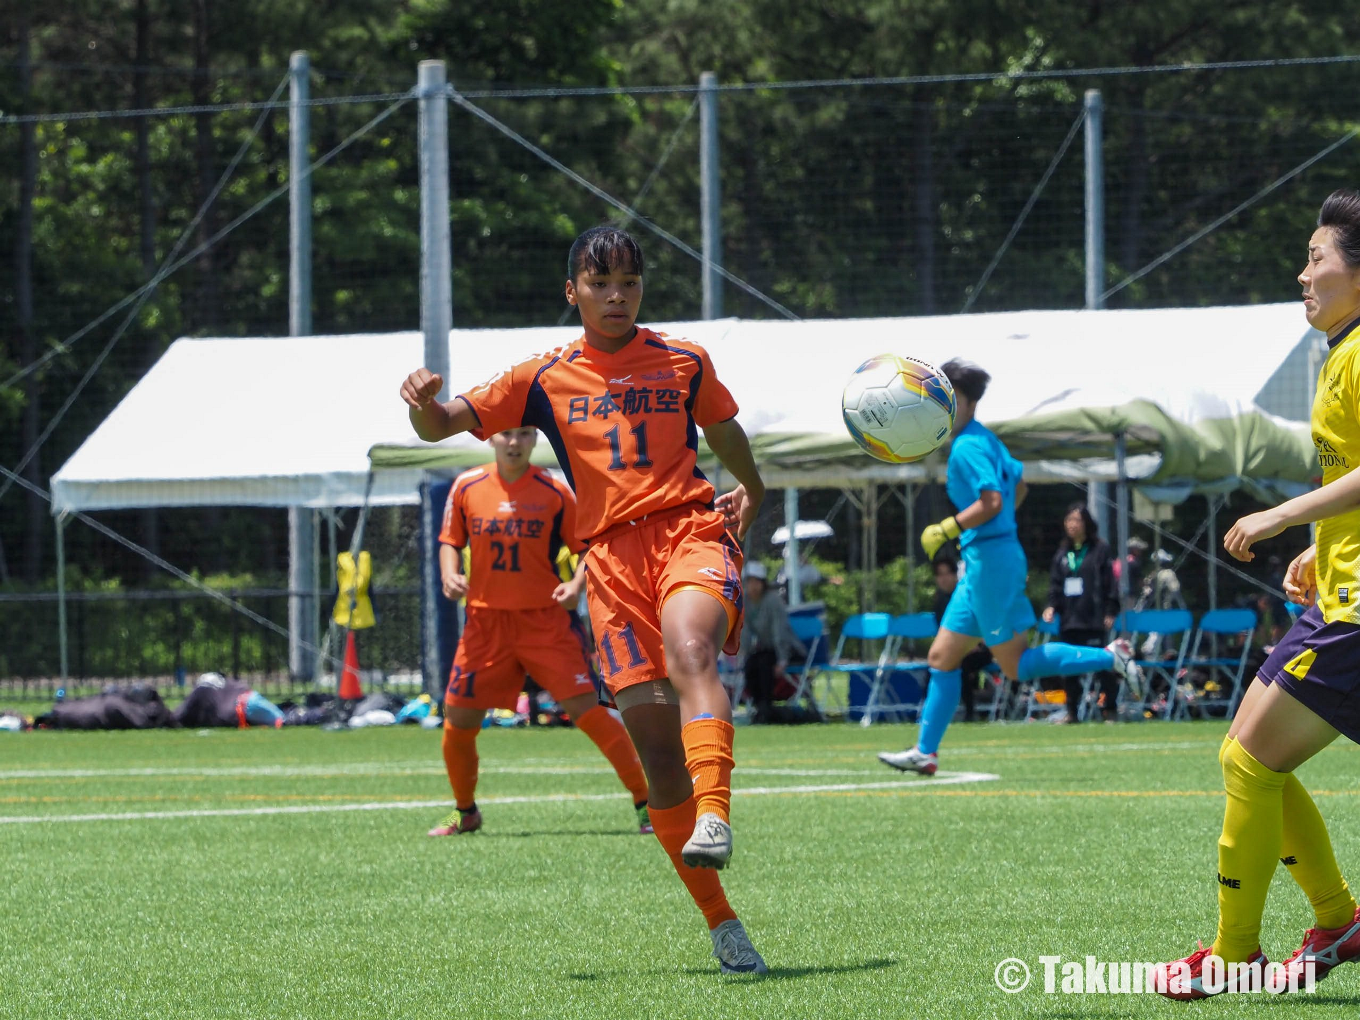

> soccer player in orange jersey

[
  {"left": 401, "top": 226, "right": 768, "bottom": 974},
  {"left": 427, "top": 424, "right": 653, "bottom": 839}
]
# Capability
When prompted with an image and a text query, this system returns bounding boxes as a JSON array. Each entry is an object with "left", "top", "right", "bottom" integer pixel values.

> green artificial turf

[{"left": 2, "top": 721, "right": 1358, "bottom": 1018}]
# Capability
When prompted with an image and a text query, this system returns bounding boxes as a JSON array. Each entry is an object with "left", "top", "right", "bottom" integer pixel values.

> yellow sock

[
  {"left": 1213, "top": 740, "right": 1286, "bottom": 962},
  {"left": 1222, "top": 735, "right": 1358, "bottom": 930},
  {"left": 1281, "top": 772, "right": 1358, "bottom": 929},
  {"left": 1218, "top": 733, "right": 1233, "bottom": 767}
]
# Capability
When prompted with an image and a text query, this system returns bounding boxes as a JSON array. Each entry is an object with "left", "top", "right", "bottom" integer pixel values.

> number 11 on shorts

[{"left": 599, "top": 623, "right": 648, "bottom": 677}]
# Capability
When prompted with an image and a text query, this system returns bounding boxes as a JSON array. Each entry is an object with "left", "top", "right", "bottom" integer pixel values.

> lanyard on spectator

[{"left": 1066, "top": 545, "right": 1087, "bottom": 575}]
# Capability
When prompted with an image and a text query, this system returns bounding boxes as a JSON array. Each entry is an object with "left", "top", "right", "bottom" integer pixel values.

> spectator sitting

[
  {"left": 741, "top": 562, "right": 806, "bottom": 724},
  {"left": 1042, "top": 503, "right": 1120, "bottom": 723},
  {"left": 931, "top": 557, "right": 994, "bottom": 722}
]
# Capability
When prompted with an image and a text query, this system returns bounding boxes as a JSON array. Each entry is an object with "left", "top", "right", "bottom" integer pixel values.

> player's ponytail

[
  {"left": 1318, "top": 189, "right": 1360, "bottom": 267},
  {"left": 940, "top": 358, "right": 990, "bottom": 403},
  {"left": 567, "top": 226, "right": 646, "bottom": 280}
]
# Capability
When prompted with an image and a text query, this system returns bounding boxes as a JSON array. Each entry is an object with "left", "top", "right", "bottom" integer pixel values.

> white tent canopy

[{"left": 51, "top": 303, "right": 1320, "bottom": 512}]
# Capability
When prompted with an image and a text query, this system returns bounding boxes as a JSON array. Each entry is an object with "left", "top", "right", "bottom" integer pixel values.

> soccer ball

[{"left": 842, "top": 354, "right": 956, "bottom": 464}]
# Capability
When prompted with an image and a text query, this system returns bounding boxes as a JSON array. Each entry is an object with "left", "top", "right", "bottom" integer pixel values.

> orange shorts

[
  {"left": 445, "top": 605, "right": 597, "bottom": 711},
  {"left": 584, "top": 504, "right": 744, "bottom": 695}
]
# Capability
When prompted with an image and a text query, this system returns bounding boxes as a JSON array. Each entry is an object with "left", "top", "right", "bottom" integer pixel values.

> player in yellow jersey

[{"left": 1152, "top": 190, "right": 1360, "bottom": 998}]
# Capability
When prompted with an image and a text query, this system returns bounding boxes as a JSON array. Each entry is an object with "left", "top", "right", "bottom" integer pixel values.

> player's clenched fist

[{"left": 400, "top": 368, "right": 444, "bottom": 409}]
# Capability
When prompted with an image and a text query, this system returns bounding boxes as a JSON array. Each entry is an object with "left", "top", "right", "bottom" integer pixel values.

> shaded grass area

[{"left": 2, "top": 722, "right": 1359, "bottom": 1018}]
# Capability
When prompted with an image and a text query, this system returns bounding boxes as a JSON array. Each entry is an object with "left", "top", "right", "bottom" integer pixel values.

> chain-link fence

[{"left": 3, "top": 55, "right": 1353, "bottom": 701}]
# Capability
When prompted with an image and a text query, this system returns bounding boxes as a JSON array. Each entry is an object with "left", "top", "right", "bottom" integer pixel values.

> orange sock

[
  {"left": 441, "top": 725, "right": 480, "bottom": 810},
  {"left": 575, "top": 705, "right": 649, "bottom": 804},
  {"left": 649, "top": 797, "right": 739, "bottom": 930},
  {"left": 681, "top": 717, "right": 735, "bottom": 823}
]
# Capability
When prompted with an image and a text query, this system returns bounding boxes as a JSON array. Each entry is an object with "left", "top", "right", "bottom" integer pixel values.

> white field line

[
  {"left": 0, "top": 739, "right": 1233, "bottom": 782},
  {"left": 0, "top": 770, "right": 1000, "bottom": 825},
  {"left": 0, "top": 763, "right": 894, "bottom": 780}
]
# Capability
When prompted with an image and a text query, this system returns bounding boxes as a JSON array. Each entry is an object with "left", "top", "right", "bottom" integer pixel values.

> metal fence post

[
  {"left": 1084, "top": 88, "right": 1104, "bottom": 311},
  {"left": 287, "top": 50, "right": 317, "bottom": 680},
  {"left": 419, "top": 59, "right": 452, "bottom": 697},
  {"left": 55, "top": 513, "right": 68, "bottom": 680},
  {"left": 419, "top": 59, "right": 452, "bottom": 381},
  {"left": 699, "top": 71, "right": 722, "bottom": 319},
  {"left": 1084, "top": 89, "right": 1110, "bottom": 553}
]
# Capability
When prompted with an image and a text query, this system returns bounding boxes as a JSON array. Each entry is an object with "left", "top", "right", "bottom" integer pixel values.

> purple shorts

[{"left": 1258, "top": 603, "right": 1360, "bottom": 744}]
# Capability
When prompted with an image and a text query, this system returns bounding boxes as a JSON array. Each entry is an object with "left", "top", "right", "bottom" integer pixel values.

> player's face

[
  {"left": 1063, "top": 509, "right": 1086, "bottom": 545},
  {"left": 490, "top": 427, "right": 537, "bottom": 466},
  {"left": 934, "top": 566, "right": 957, "bottom": 594},
  {"left": 953, "top": 394, "right": 976, "bottom": 433},
  {"left": 565, "top": 262, "right": 643, "bottom": 343},
  {"left": 1299, "top": 227, "right": 1360, "bottom": 337}
]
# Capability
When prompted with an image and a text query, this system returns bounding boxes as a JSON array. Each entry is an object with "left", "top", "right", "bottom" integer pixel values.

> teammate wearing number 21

[
  {"left": 401, "top": 226, "right": 769, "bottom": 975},
  {"left": 428, "top": 424, "right": 652, "bottom": 841}
]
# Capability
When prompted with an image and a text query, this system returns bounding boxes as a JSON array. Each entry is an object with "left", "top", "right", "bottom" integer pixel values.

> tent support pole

[
  {"left": 905, "top": 481, "right": 916, "bottom": 613},
  {"left": 784, "top": 487, "right": 801, "bottom": 606},
  {"left": 56, "top": 512, "right": 68, "bottom": 681},
  {"left": 1207, "top": 495, "right": 1218, "bottom": 612},
  {"left": 1114, "top": 432, "right": 1130, "bottom": 606},
  {"left": 1088, "top": 480, "right": 1109, "bottom": 549},
  {"left": 861, "top": 483, "right": 877, "bottom": 613}
]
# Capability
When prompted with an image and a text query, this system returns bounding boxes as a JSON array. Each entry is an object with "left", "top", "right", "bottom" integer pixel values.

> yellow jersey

[{"left": 1313, "top": 319, "right": 1360, "bottom": 623}]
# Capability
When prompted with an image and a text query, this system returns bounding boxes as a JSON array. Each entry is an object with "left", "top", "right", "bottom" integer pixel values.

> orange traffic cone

[{"left": 339, "top": 631, "right": 364, "bottom": 701}]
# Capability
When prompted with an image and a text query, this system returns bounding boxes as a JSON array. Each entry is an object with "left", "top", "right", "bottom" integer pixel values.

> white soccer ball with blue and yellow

[{"left": 841, "top": 354, "right": 956, "bottom": 464}]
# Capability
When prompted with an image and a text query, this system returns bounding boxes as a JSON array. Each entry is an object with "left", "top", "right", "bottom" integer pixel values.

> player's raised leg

[
  {"left": 619, "top": 697, "right": 765, "bottom": 974},
  {"left": 659, "top": 588, "right": 738, "bottom": 869}
]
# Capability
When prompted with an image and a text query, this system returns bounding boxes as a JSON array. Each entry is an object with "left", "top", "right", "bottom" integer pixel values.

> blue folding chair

[
  {"left": 825, "top": 613, "right": 893, "bottom": 724},
  {"left": 784, "top": 613, "right": 834, "bottom": 716},
  {"left": 1176, "top": 608, "right": 1258, "bottom": 720},
  {"left": 1118, "top": 609, "right": 1195, "bottom": 720},
  {"left": 857, "top": 612, "right": 937, "bottom": 726}
]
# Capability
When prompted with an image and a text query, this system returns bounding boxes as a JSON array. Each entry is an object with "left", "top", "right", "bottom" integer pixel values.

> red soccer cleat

[
  {"left": 1153, "top": 942, "right": 1268, "bottom": 1000},
  {"left": 1281, "top": 905, "right": 1360, "bottom": 986}
]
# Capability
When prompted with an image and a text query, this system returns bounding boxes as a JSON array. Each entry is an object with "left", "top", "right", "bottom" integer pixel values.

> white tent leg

[
  {"left": 904, "top": 482, "right": 916, "bottom": 613},
  {"left": 1114, "top": 432, "right": 1130, "bottom": 606},
  {"left": 784, "top": 487, "right": 801, "bottom": 606}
]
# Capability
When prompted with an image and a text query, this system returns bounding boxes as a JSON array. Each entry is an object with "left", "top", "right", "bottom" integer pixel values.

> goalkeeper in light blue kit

[{"left": 878, "top": 359, "right": 1140, "bottom": 775}]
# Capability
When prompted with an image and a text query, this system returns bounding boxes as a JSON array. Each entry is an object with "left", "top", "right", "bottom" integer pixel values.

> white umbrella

[{"left": 771, "top": 520, "right": 835, "bottom": 545}]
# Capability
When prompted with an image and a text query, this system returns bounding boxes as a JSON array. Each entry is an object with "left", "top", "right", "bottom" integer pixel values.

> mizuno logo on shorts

[{"left": 698, "top": 567, "right": 723, "bottom": 579}]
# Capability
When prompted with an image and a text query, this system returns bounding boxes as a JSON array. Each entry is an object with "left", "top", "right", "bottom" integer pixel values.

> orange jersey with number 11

[{"left": 459, "top": 328, "right": 739, "bottom": 542}]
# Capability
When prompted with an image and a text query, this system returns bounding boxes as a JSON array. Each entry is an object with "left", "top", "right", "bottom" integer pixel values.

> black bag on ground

[
  {"left": 39, "top": 689, "right": 177, "bottom": 730},
  {"left": 173, "top": 673, "right": 253, "bottom": 727}
]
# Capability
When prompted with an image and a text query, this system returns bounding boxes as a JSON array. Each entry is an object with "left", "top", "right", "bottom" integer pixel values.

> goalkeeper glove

[{"left": 920, "top": 516, "right": 962, "bottom": 560}]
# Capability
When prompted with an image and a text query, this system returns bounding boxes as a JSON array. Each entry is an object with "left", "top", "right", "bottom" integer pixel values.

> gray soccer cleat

[
  {"left": 681, "top": 811, "right": 733, "bottom": 869},
  {"left": 710, "top": 918, "right": 768, "bottom": 974},
  {"left": 1104, "top": 637, "right": 1145, "bottom": 699}
]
